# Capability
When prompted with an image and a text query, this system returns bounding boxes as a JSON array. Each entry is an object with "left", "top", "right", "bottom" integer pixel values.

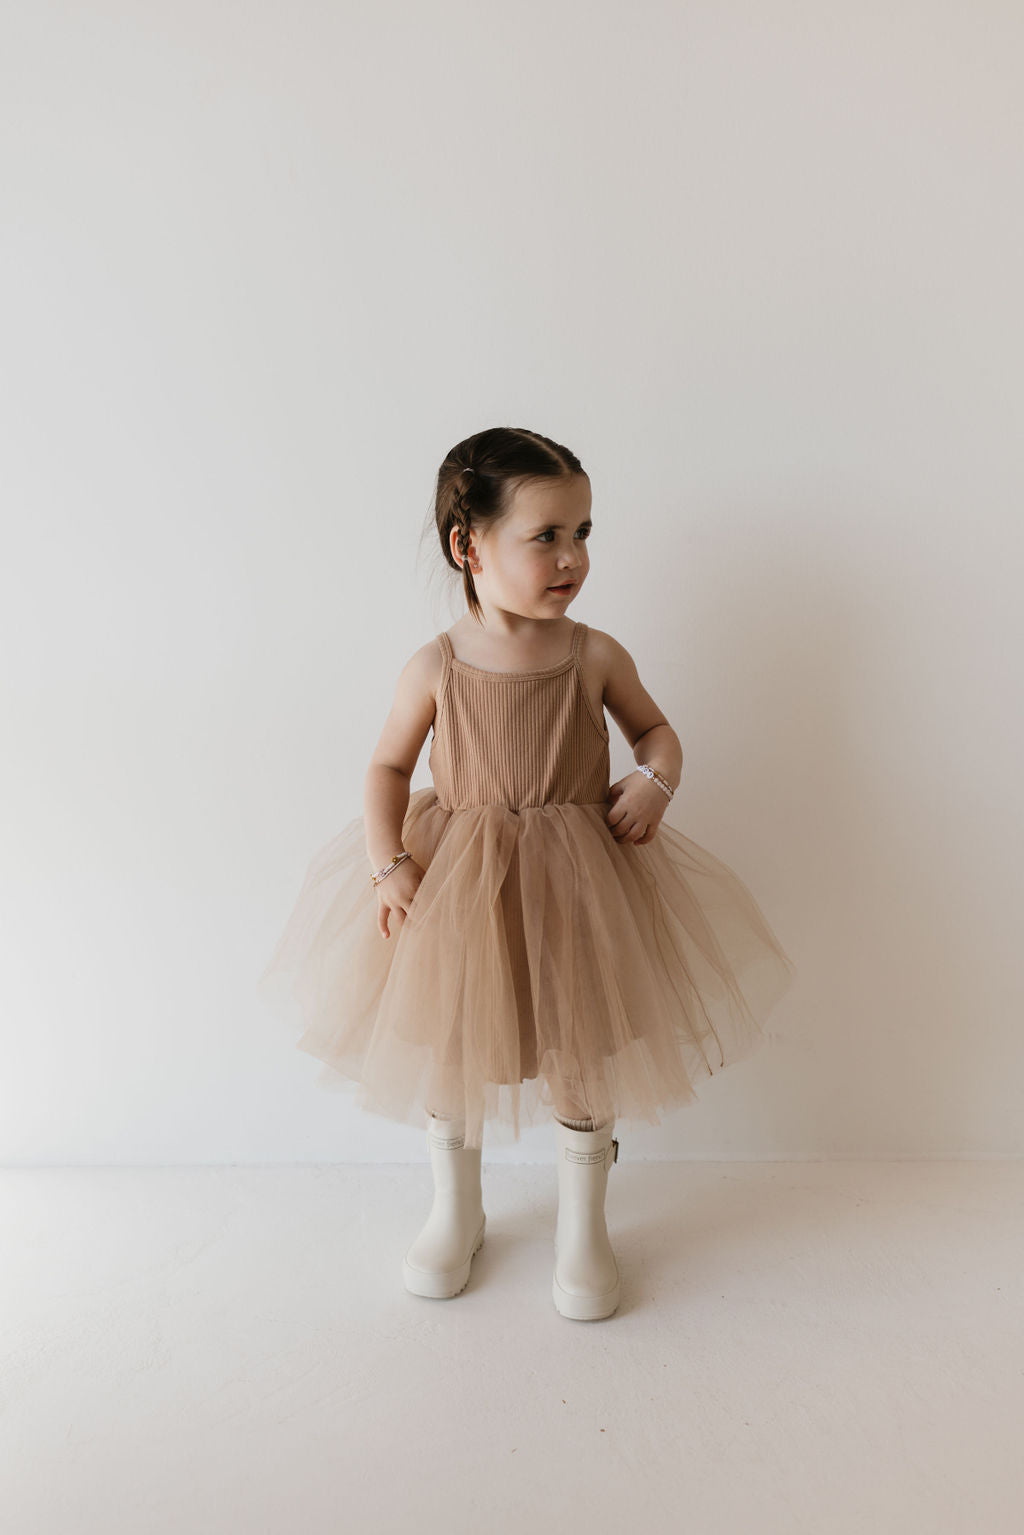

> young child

[{"left": 259, "top": 426, "right": 796, "bottom": 1320}]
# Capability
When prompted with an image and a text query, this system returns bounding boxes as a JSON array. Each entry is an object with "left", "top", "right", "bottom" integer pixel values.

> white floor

[{"left": 3, "top": 1159, "right": 1022, "bottom": 1535}]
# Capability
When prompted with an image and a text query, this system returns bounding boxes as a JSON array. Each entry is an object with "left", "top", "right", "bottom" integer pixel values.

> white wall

[{"left": 2, "top": 1, "right": 1021, "bottom": 1164}]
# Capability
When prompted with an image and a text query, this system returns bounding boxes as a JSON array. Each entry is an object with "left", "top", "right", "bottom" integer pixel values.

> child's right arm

[{"left": 363, "top": 640, "right": 442, "bottom": 939}]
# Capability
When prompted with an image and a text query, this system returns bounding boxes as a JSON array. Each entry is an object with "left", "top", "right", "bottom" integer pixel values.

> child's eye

[{"left": 535, "top": 528, "right": 591, "bottom": 542}]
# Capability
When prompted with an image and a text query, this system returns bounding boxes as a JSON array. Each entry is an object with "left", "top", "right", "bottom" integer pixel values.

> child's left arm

[{"left": 597, "top": 632, "right": 683, "bottom": 846}]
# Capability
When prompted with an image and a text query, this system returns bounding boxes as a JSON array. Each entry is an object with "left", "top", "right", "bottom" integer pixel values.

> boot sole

[
  {"left": 552, "top": 1268, "right": 621, "bottom": 1321},
  {"left": 402, "top": 1215, "right": 486, "bottom": 1299}
]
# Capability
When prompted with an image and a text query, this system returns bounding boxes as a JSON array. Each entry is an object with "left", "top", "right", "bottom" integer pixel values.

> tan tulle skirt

[{"left": 257, "top": 787, "right": 796, "bottom": 1149}]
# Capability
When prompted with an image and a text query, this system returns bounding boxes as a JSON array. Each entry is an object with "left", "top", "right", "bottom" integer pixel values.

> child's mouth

[{"left": 548, "top": 583, "right": 576, "bottom": 594}]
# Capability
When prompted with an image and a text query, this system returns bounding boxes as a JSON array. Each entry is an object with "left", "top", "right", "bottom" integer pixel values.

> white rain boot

[
  {"left": 402, "top": 1113, "right": 486, "bottom": 1299},
  {"left": 552, "top": 1116, "right": 621, "bottom": 1320}
]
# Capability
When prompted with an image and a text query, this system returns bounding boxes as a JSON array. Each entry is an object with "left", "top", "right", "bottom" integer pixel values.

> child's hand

[
  {"left": 374, "top": 857, "right": 427, "bottom": 939},
  {"left": 606, "top": 772, "right": 670, "bottom": 846}
]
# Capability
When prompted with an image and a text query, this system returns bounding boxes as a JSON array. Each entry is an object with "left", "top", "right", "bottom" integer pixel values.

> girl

[{"left": 259, "top": 426, "right": 795, "bottom": 1321}]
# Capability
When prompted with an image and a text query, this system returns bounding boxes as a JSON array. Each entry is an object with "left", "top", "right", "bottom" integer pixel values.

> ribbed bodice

[{"left": 428, "top": 621, "right": 611, "bottom": 812}]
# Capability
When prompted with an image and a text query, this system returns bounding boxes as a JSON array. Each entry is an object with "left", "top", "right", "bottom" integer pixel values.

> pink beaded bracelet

[{"left": 370, "top": 850, "right": 411, "bottom": 888}]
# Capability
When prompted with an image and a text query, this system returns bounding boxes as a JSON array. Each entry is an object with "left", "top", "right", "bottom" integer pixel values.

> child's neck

[{"left": 450, "top": 613, "right": 575, "bottom": 669}]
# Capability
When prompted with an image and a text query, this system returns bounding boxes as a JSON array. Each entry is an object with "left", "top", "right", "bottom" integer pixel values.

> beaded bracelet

[
  {"left": 370, "top": 850, "right": 411, "bottom": 888},
  {"left": 636, "top": 763, "right": 674, "bottom": 800}
]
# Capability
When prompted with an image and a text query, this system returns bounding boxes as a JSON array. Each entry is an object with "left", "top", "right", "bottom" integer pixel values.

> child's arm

[
  {"left": 592, "top": 630, "right": 683, "bottom": 844},
  {"left": 598, "top": 632, "right": 683, "bottom": 785},
  {"left": 363, "top": 641, "right": 441, "bottom": 871}
]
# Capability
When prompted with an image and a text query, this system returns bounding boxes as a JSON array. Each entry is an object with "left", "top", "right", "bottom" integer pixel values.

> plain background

[{"left": 2, "top": 0, "right": 1021, "bottom": 1166}]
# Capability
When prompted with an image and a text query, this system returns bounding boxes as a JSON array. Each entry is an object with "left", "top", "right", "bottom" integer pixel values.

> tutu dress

[{"left": 258, "top": 621, "right": 796, "bottom": 1150}]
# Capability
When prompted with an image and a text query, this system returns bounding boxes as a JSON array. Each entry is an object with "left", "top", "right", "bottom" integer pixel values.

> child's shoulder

[
  {"left": 579, "top": 623, "right": 637, "bottom": 676},
  {"left": 397, "top": 634, "right": 446, "bottom": 703}
]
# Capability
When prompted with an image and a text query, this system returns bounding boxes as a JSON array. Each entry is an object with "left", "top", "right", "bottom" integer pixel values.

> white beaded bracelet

[{"left": 636, "top": 763, "right": 674, "bottom": 800}]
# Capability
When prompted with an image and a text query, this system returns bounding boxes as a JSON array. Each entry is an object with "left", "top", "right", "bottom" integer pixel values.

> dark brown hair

[{"left": 434, "top": 427, "right": 586, "bottom": 625}]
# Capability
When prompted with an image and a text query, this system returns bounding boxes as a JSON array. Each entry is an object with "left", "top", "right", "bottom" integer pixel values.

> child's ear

[{"left": 450, "top": 524, "right": 482, "bottom": 573}]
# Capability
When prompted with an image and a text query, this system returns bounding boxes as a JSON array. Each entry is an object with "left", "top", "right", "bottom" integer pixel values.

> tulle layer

[{"left": 258, "top": 786, "right": 796, "bottom": 1149}]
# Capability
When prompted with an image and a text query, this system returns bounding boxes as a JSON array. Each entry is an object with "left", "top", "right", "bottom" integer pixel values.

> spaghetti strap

[
  {"left": 571, "top": 620, "right": 586, "bottom": 659},
  {"left": 433, "top": 632, "right": 454, "bottom": 735},
  {"left": 435, "top": 631, "right": 454, "bottom": 691}
]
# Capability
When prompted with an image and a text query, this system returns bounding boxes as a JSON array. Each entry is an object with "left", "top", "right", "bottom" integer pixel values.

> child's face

[{"left": 468, "top": 475, "right": 593, "bottom": 621}]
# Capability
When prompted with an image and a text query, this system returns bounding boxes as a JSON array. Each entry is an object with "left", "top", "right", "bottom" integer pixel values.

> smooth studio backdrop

[{"left": 2, "top": 1, "right": 1021, "bottom": 1164}]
